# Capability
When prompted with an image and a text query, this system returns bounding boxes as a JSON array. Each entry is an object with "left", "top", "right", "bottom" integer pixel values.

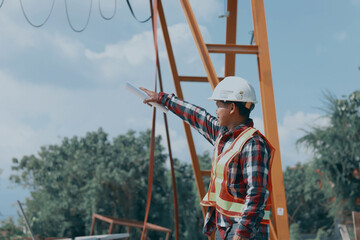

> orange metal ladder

[{"left": 158, "top": 0, "right": 290, "bottom": 239}]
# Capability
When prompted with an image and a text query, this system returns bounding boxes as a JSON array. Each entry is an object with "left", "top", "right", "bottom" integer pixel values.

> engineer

[{"left": 140, "top": 76, "right": 274, "bottom": 240}]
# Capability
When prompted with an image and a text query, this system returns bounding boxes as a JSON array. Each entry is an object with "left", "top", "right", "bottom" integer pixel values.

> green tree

[
  {"left": 9, "top": 128, "right": 214, "bottom": 240},
  {"left": 0, "top": 217, "right": 26, "bottom": 240},
  {"left": 10, "top": 128, "right": 171, "bottom": 239},
  {"left": 284, "top": 163, "right": 332, "bottom": 234},
  {"left": 297, "top": 90, "right": 360, "bottom": 222},
  {"left": 167, "top": 151, "right": 212, "bottom": 240},
  {"left": 289, "top": 223, "right": 302, "bottom": 240}
]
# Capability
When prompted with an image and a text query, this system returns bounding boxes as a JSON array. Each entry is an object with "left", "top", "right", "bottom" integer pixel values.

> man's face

[{"left": 215, "top": 101, "right": 232, "bottom": 127}]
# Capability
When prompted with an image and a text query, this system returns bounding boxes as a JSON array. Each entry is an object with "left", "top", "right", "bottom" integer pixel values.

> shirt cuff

[{"left": 157, "top": 92, "right": 167, "bottom": 104}]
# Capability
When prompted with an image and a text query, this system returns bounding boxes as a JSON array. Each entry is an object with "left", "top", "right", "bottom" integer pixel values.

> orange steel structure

[
  {"left": 89, "top": 213, "right": 172, "bottom": 240},
  {"left": 158, "top": 0, "right": 290, "bottom": 239}
]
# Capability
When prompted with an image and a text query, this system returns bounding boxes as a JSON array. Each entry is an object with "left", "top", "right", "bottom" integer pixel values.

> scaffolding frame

[{"left": 158, "top": 0, "right": 290, "bottom": 239}]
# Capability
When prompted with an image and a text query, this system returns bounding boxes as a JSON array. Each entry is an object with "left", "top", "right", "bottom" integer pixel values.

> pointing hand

[{"left": 139, "top": 87, "right": 159, "bottom": 104}]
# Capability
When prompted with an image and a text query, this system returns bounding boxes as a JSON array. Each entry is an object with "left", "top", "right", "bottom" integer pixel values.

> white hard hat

[{"left": 208, "top": 76, "right": 257, "bottom": 104}]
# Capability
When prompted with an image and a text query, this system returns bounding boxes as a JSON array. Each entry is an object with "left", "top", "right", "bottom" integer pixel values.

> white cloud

[
  {"left": 189, "top": 0, "right": 223, "bottom": 22},
  {"left": 0, "top": 70, "right": 153, "bottom": 178},
  {"left": 279, "top": 111, "right": 328, "bottom": 141},
  {"left": 51, "top": 33, "right": 85, "bottom": 60},
  {"left": 0, "top": 7, "right": 86, "bottom": 62},
  {"left": 252, "top": 112, "right": 330, "bottom": 168},
  {"left": 277, "top": 111, "right": 329, "bottom": 167},
  {"left": 85, "top": 30, "right": 154, "bottom": 64},
  {"left": 0, "top": 12, "right": 38, "bottom": 54},
  {"left": 334, "top": 31, "right": 347, "bottom": 41},
  {"left": 84, "top": 22, "right": 211, "bottom": 81}
]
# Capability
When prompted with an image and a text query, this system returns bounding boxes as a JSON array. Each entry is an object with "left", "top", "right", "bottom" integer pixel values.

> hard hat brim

[{"left": 208, "top": 96, "right": 257, "bottom": 104}]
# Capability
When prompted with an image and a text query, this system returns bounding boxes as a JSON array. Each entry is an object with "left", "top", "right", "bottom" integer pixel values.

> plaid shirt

[{"left": 158, "top": 93, "right": 271, "bottom": 239}]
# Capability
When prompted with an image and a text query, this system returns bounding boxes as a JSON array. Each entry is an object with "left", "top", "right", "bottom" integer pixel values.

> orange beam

[
  {"left": 270, "top": 221, "right": 278, "bottom": 240},
  {"left": 224, "top": 0, "right": 238, "bottom": 76},
  {"left": 251, "top": 0, "right": 290, "bottom": 239},
  {"left": 158, "top": 0, "right": 207, "bottom": 217},
  {"left": 207, "top": 44, "right": 259, "bottom": 54},
  {"left": 178, "top": 76, "right": 224, "bottom": 82},
  {"left": 179, "top": 0, "right": 219, "bottom": 90},
  {"left": 200, "top": 170, "right": 211, "bottom": 176}
]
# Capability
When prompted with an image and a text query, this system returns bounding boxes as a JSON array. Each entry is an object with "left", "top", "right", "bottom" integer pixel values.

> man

[{"left": 140, "top": 76, "right": 274, "bottom": 240}]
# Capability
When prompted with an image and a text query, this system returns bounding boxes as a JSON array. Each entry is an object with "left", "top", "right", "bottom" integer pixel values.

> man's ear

[{"left": 230, "top": 103, "right": 237, "bottom": 114}]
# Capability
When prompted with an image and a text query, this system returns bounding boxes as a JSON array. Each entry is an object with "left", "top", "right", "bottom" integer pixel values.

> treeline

[
  {"left": 5, "top": 129, "right": 210, "bottom": 240},
  {"left": 285, "top": 90, "right": 360, "bottom": 239}
]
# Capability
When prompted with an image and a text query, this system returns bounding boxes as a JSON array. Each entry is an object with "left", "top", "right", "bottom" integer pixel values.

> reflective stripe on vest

[{"left": 200, "top": 127, "right": 271, "bottom": 223}]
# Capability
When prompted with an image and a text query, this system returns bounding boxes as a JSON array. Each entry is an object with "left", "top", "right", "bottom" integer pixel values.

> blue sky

[{"left": 0, "top": 0, "right": 359, "bottom": 222}]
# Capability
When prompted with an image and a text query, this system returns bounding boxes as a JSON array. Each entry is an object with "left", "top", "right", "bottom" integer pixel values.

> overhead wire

[
  {"left": 126, "top": 0, "right": 152, "bottom": 23},
  {"left": 65, "top": 0, "right": 93, "bottom": 33},
  {"left": 99, "top": 0, "right": 117, "bottom": 20},
  {"left": 19, "top": 0, "right": 55, "bottom": 27},
  {"left": 249, "top": 30, "right": 255, "bottom": 45},
  {"left": 16, "top": 0, "right": 150, "bottom": 31},
  {"left": 0, "top": 0, "right": 4, "bottom": 9}
]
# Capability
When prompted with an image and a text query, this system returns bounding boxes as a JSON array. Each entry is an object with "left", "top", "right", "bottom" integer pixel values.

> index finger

[{"left": 139, "top": 87, "right": 151, "bottom": 96}]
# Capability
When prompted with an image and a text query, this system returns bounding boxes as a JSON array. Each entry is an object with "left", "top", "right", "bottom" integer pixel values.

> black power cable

[
  {"left": 19, "top": 0, "right": 55, "bottom": 27},
  {"left": 249, "top": 30, "right": 254, "bottom": 45},
  {"left": 99, "top": 0, "right": 117, "bottom": 20},
  {"left": 65, "top": 0, "right": 93, "bottom": 33},
  {"left": 126, "top": 0, "right": 152, "bottom": 23},
  {"left": 17, "top": 0, "right": 150, "bottom": 32},
  {"left": 0, "top": 0, "right": 4, "bottom": 9}
]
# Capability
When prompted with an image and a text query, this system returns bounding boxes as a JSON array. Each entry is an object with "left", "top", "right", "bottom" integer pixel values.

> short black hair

[{"left": 224, "top": 101, "right": 253, "bottom": 119}]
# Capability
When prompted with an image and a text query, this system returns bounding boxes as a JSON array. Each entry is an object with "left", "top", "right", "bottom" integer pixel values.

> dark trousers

[
  {"left": 215, "top": 224, "right": 239, "bottom": 240},
  {"left": 215, "top": 223, "right": 268, "bottom": 240}
]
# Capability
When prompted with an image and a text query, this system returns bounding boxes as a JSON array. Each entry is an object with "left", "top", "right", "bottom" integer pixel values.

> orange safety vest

[{"left": 200, "top": 127, "right": 275, "bottom": 225}]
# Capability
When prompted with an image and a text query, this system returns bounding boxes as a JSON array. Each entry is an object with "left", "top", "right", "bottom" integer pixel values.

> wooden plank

[
  {"left": 206, "top": 44, "right": 259, "bottom": 55},
  {"left": 179, "top": 0, "right": 219, "bottom": 90},
  {"left": 251, "top": 0, "right": 290, "bottom": 239},
  {"left": 224, "top": 0, "right": 238, "bottom": 76},
  {"left": 354, "top": 211, "right": 360, "bottom": 240}
]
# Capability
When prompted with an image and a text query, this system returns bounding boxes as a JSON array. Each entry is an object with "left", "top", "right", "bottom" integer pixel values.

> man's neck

[{"left": 227, "top": 118, "right": 248, "bottom": 131}]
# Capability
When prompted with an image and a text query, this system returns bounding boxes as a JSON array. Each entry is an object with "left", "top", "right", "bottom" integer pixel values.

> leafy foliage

[
  {"left": 284, "top": 163, "right": 332, "bottom": 233},
  {"left": 289, "top": 223, "right": 302, "bottom": 240},
  {"left": 297, "top": 90, "right": 360, "bottom": 221},
  {"left": 170, "top": 151, "right": 211, "bottom": 240},
  {"left": 9, "top": 128, "right": 213, "bottom": 239},
  {"left": 0, "top": 217, "right": 26, "bottom": 240}
]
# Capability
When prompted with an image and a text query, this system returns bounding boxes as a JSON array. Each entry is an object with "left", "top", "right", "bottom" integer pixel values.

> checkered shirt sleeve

[{"left": 158, "top": 92, "right": 220, "bottom": 145}]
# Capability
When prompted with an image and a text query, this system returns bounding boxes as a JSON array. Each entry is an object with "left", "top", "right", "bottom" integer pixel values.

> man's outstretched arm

[{"left": 140, "top": 87, "right": 220, "bottom": 145}]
